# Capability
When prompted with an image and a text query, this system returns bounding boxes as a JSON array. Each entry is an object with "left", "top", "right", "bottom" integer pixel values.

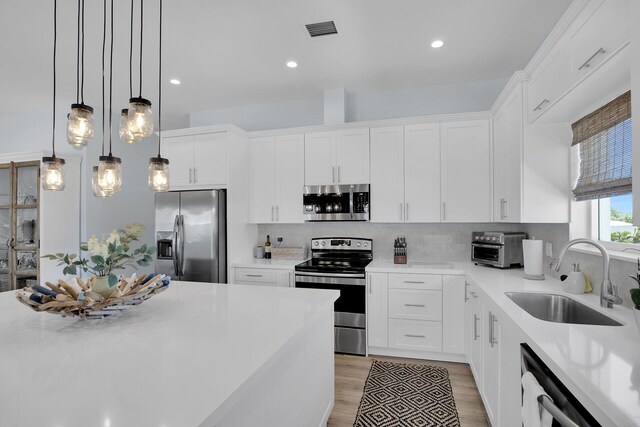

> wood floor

[{"left": 328, "top": 354, "right": 489, "bottom": 427}]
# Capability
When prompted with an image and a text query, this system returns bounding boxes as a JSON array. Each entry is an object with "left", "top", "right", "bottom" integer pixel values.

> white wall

[{"left": 190, "top": 78, "right": 508, "bottom": 131}]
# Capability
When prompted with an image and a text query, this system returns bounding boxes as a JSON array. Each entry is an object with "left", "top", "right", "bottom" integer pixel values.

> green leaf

[
  {"left": 62, "top": 266, "right": 69, "bottom": 275},
  {"left": 68, "top": 254, "right": 77, "bottom": 260},
  {"left": 137, "top": 260, "right": 150, "bottom": 267},
  {"left": 79, "top": 243, "right": 89, "bottom": 251},
  {"left": 108, "top": 274, "right": 118, "bottom": 287},
  {"left": 67, "top": 265, "right": 77, "bottom": 275},
  {"left": 140, "top": 244, "right": 147, "bottom": 253},
  {"left": 147, "top": 247, "right": 157, "bottom": 255},
  {"left": 63, "top": 254, "right": 70, "bottom": 264},
  {"left": 55, "top": 253, "right": 65, "bottom": 258},
  {"left": 108, "top": 242, "right": 117, "bottom": 253},
  {"left": 90, "top": 255, "right": 104, "bottom": 265}
]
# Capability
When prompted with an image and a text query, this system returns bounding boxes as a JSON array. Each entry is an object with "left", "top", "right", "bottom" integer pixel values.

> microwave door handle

[{"left": 349, "top": 186, "right": 354, "bottom": 220}]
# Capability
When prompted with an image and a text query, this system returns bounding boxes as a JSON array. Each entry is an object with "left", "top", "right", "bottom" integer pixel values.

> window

[{"left": 571, "top": 91, "right": 633, "bottom": 246}]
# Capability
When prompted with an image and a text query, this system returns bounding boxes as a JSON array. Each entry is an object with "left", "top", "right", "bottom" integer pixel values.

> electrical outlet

[
  {"left": 277, "top": 237, "right": 283, "bottom": 244},
  {"left": 545, "top": 242, "right": 553, "bottom": 257}
]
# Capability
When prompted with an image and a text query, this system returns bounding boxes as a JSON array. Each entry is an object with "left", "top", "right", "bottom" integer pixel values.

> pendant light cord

[
  {"left": 129, "top": 0, "right": 134, "bottom": 99},
  {"left": 52, "top": 0, "right": 57, "bottom": 157},
  {"left": 101, "top": 0, "right": 106, "bottom": 156},
  {"left": 138, "top": 0, "right": 144, "bottom": 98},
  {"left": 75, "top": 0, "right": 80, "bottom": 104},
  {"left": 80, "top": 0, "right": 85, "bottom": 104},
  {"left": 108, "top": 0, "right": 114, "bottom": 156},
  {"left": 157, "top": 0, "right": 162, "bottom": 157}
]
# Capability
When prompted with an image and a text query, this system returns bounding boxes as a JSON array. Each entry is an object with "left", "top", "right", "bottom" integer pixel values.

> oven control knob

[
  {"left": 321, "top": 241, "right": 326, "bottom": 246},
  {"left": 356, "top": 242, "right": 361, "bottom": 247},
  {"left": 314, "top": 241, "right": 319, "bottom": 246},
  {"left": 364, "top": 243, "right": 368, "bottom": 248}
]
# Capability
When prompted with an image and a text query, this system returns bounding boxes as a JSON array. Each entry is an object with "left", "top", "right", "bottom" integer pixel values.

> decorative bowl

[{"left": 15, "top": 273, "right": 170, "bottom": 318}]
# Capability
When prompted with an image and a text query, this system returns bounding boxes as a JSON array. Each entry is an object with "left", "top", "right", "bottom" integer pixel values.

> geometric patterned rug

[{"left": 353, "top": 360, "right": 461, "bottom": 427}]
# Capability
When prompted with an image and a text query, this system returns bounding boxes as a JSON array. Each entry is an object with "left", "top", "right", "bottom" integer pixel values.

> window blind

[{"left": 572, "top": 91, "right": 632, "bottom": 201}]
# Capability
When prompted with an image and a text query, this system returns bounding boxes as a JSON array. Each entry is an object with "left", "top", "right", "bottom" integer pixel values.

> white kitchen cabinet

[
  {"left": 370, "top": 124, "right": 440, "bottom": 223},
  {"left": 404, "top": 124, "right": 440, "bottom": 222},
  {"left": 442, "top": 276, "right": 465, "bottom": 354},
  {"left": 440, "top": 119, "right": 492, "bottom": 222},
  {"left": 388, "top": 319, "right": 443, "bottom": 352},
  {"left": 466, "top": 281, "right": 482, "bottom": 383},
  {"left": 388, "top": 289, "right": 442, "bottom": 321},
  {"left": 493, "top": 86, "right": 523, "bottom": 223},
  {"left": 161, "top": 132, "right": 228, "bottom": 190},
  {"left": 482, "top": 309, "right": 501, "bottom": 426},
  {"left": 367, "top": 273, "right": 388, "bottom": 349},
  {"left": 233, "top": 267, "right": 294, "bottom": 287},
  {"left": 304, "top": 128, "right": 369, "bottom": 185},
  {"left": 528, "top": 43, "right": 570, "bottom": 121},
  {"left": 370, "top": 126, "right": 404, "bottom": 222},
  {"left": 248, "top": 135, "right": 304, "bottom": 223},
  {"left": 566, "top": 0, "right": 630, "bottom": 84}
]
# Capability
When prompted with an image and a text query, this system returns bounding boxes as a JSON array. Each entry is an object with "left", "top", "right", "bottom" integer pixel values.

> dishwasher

[{"left": 520, "top": 344, "right": 602, "bottom": 427}]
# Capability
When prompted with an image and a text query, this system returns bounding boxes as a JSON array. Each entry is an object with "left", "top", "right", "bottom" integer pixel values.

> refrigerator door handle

[
  {"left": 172, "top": 214, "right": 180, "bottom": 277},
  {"left": 178, "top": 215, "right": 186, "bottom": 277}
]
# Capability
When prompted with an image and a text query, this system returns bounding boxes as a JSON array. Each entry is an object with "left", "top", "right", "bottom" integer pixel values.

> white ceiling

[{"left": 0, "top": 0, "right": 572, "bottom": 127}]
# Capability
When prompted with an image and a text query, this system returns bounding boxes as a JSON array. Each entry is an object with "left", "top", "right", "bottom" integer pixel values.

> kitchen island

[{"left": 0, "top": 282, "right": 338, "bottom": 427}]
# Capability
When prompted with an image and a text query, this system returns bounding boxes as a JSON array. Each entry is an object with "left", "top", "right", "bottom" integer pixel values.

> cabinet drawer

[
  {"left": 388, "top": 319, "right": 443, "bottom": 352},
  {"left": 234, "top": 268, "right": 277, "bottom": 284},
  {"left": 388, "top": 274, "right": 442, "bottom": 290},
  {"left": 388, "top": 289, "right": 442, "bottom": 321}
]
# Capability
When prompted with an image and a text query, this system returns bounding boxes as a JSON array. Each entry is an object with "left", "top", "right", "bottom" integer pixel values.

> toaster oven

[{"left": 471, "top": 232, "right": 527, "bottom": 268}]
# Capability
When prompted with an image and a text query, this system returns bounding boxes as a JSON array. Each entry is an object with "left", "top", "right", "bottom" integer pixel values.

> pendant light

[
  {"left": 66, "top": 0, "right": 94, "bottom": 149},
  {"left": 148, "top": 0, "right": 169, "bottom": 192},
  {"left": 96, "top": 0, "right": 122, "bottom": 196},
  {"left": 42, "top": 0, "right": 65, "bottom": 191},
  {"left": 119, "top": 0, "right": 140, "bottom": 144},
  {"left": 127, "top": 0, "right": 154, "bottom": 139}
]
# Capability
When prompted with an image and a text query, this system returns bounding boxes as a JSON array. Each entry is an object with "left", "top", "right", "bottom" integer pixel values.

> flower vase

[{"left": 92, "top": 275, "right": 117, "bottom": 299}]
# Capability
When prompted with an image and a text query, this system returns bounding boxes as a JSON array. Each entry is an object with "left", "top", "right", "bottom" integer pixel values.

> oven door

[
  {"left": 294, "top": 273, "right": 366, "bottom": 329},
  {"left": 472, "top": 243, "right": 504, "bottom": 267}
]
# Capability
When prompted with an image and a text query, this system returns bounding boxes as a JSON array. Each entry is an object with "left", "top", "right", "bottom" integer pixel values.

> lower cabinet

[
  {"left": 232, "top": 267, "right": 294, "bottom": 287},
  {"left": 367, "top": 272, "right": 465, "bottom": 357}
]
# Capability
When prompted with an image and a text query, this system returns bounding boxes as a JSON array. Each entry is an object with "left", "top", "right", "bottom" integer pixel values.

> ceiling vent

[{"left": 305, "top": 21, "right": 338, "bottom": 37}]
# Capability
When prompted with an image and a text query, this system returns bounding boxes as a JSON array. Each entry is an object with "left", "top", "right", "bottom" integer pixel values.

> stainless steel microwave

[{"left": 303, "top": 184, "right": 369, "bottom": 221}]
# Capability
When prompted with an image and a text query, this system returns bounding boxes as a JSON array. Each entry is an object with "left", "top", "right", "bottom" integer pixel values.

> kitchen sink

[
  {"left": 409, "top": 261, "right": 454, "bottom": 269},
  {"left": 505, "top": 292, "right": 623, "bottom": 326}
]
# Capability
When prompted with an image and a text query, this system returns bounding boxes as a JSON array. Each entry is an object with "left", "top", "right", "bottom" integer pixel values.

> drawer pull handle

[
  {"left": 404, "top": 304, "right": 426, "bottom": 308},
  {"left": 578, "top": 47, "right": 606, "bottom": 71},
  {"left": 403, "top": 281, "right": 425, "bottom": 284},
  {"left": 404, "top": 334, "right": 425, "bottom": 338},
  {"left": 246, "top": 274, "right": 263, "bottom": 277}
]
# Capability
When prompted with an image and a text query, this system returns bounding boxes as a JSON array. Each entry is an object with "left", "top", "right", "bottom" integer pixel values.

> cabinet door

[
  {"left": 441, "top": 120, "right": 492, "bottom": 222},
  {"left": 367, "top": 273, "right": 388, "bottom": 349},
  {"left": 193, "top": 132, "right": 227, "bottom": 186},
  {"left": 163, "top": 135, "right": 193, "bottom": 188},
  {"left": 528, "top": 44, "right": 570, "bottom": 121},
  {"left": 304, "top": 131, "right": 336, "bottom": 185},
  {"left": 442, "top": 276, "right": 465, "bottom": 354},
  {"left": 493, "top": 87, "right": 523, "bottom": 222},
  {"left": 370, "top": 127, "right": 404, "bottom": 222},
  {"left": 274, "top": 134, "right": 304, "bottom": 223},
  {"left": 336, "top": 128, "right": 370, "bottom": 184},
  {"left": 404, "top": 124, "right": 440, "bottom": 222},
  {"left": 248, "top": 138, "right": 275, "bottom": 223},
  {"left": 276, "top": 269, "right": 294, "bottom": 287},
  {"left": 482, "top": 310, "right": 500, "bottom": 426},
  {"left": 468, "top": 292, "right": 483, "bottom": 383},
  {"left": 567, "top": 0, "right": 630, "bottom": 83}
]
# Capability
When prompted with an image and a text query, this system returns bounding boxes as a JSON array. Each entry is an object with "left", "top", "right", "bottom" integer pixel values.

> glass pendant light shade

[
  {"left": 148, "top": 156, "right": 169, "bottom": 192},
  {"left": 92, "top": 165, "right": 112, "bottom": 197},
  {"left": 119, "top": 109, "right": 140, "bottom": 144},
  {"left": 97, "top": 155, "right": 122, "bottom": 194},
  {"left": 127, "top": 97, "right": 154, "bottom": 138},
  {"left": 41, "top": 156, "right": 66, "bottom": 191},
  {"left": 67, "top": 103, "right": 94, "bottom": 148}
]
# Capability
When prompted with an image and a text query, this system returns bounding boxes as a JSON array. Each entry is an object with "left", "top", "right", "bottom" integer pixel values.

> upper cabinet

[
  {"left": 248, "top": 134, "right": 304, "bottom": 224},
  {"left": 162, "top": 132, "right": 228, "bottom": 190},
  {"left": 528, "top": 44, "right": 570, "bottom": 121},
  {"left": 304, "top": 128, "right": 369, "bottom": 185},
  {"left": 370, "top": 124, "right": 440, "bottom": 223},
  {"left": 441, "top": 120, "right": 492, "bottom": 222}
]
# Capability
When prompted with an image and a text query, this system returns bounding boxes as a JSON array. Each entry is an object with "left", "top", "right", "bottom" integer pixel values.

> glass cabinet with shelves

[{"left": 0, "top": 161, "right": 40, "bottom": 292}]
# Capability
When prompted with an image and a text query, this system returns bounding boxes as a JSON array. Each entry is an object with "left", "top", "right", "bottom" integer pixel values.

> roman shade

[{"left": 572, "top": 91, "right": 632, "bottom": 201}]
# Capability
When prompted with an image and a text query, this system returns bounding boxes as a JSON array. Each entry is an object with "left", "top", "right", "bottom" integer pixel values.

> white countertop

[
  {"left": 232, "top": 258, "right": 306, "bottom": 269},
  {"left": 367, "top": 260, "right": 466, "bottom": 275},
  {"left": 0, "top": 282, "right": 338, "bottom": 427},
  {"left": 368, "top": 260, "right": 640, "bottom": 426}
]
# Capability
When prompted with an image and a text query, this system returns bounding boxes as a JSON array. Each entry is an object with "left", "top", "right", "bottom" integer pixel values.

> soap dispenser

[{"left": 563, "top": 262, "right": 586, "bottom": 294}]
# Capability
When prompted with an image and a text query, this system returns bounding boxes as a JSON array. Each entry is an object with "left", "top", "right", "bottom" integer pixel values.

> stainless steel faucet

[{"left": 550, "top": 238, "right": 623, "bottom": 308}]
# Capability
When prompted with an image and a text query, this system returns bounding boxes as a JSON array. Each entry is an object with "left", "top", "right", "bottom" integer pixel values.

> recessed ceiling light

[
  {"left": 286, "top": 61, "right": 298, "bottom": 68},
  {"left": 169, "top": 79, "right": 181, "bottom": 85},
  {"left": 431, "top": 40, "right": 444, "bottom": 48}
]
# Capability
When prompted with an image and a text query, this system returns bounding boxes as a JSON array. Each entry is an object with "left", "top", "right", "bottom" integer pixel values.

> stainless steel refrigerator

[{"left": 155, "top": 190, "right": 226, "bottom": 283}]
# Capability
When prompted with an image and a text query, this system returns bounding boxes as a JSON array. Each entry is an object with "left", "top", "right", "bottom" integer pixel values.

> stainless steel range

[{"left": 295, "top": 238, "right": 372, "bottom": 356}]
